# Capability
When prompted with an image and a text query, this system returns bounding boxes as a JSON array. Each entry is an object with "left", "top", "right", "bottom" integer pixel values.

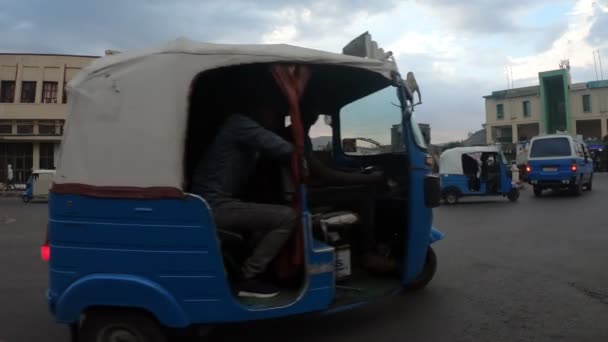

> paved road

[{"left": 1, "top": 176, "right": 608, "bottom": 342}]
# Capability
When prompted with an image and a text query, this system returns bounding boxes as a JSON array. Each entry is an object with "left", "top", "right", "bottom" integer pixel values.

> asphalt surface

[{"left": 1, "top": 175, "right": 608, "bottom": 342}]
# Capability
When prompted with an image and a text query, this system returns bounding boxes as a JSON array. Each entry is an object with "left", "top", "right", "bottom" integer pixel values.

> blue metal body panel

[
  {"left": 527, "top": 157, "right": 593, "bottom": 187},
  {"left": 401, "top": 121, "right": 435, "bottom": 282},
  {"left": 48, "top": 194, "right": 335, "bottom": 327}
]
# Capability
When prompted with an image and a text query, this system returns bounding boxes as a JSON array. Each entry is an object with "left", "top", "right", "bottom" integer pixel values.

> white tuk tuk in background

[
  {"left": 439, "top": 146, "right": 520, "bottom": 204},
  {"left": 22, "top": 169, "right": 55, "bottom": 203}
]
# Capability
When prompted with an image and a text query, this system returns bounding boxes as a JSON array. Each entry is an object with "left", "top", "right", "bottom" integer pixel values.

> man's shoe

[{"left": 237, "top": 278, "right": 280, "bottom": 298}]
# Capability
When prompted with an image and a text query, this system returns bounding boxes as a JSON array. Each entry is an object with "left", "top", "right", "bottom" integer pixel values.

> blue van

[{"left": 526, "top": 134, "right": 594, "bottom": 196}]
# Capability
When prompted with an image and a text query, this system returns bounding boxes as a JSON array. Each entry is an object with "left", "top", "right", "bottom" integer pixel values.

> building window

[
  {"left": 0, "top": 143, "right": 33, "bottom": 183},
  {"left": 496, "top": 104, "right": 504, "bottom": 120},
  {"left": 42, "top": 82, "right": 58, "bottom": 103},
  {"left": 20, "top": 81, "right": 36, "bottom": 103},
  {"left": 16, "top": 120, "right": 34, "bottom": 134},
  {"left": 0, "top": 81, "right": 16, "bottom": 103},
  {"left": 39, "top": 142, "right": 55, "bottom": 169},
  {"left": 38, "top": 120, "right": 56, "bottom": 135},
  {"left": 582, "top": 94, "right": 591, "bottom": 113},
  {"left": 0, "top": 120, "right": 12, "bottom": 134},
  {"left": 523, "top": 101, "right": 531, "bottom": 118}
]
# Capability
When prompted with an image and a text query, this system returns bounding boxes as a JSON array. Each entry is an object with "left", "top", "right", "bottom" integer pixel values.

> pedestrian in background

[{"left": 3, "top": 164, "right": 15, "bottom": 190}]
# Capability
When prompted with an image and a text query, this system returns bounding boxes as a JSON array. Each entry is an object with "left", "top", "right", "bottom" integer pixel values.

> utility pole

[
  {"left": 598, "top": 50, "right": 604, "bottom": 80},
  {"left": 594, "top": 50, "right": 600, "bottom": 81}
]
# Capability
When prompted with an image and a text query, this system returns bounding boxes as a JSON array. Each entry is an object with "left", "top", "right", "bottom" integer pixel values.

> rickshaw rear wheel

[
  {"left": 79, "top": 308, "right": 167, "bottom": 342},
  {"left": 507, "top": 189, "right": 519, "bottom": 202},
  {"left": 443, "top": 191, "right": 459, "bottom": 205},
  {"left": 533, "top": 186, "right": 542, "bottom": 197},
  {"left": 22, "top": 195, "right": 30, "bottom": 203},
  {"left": 405, "top": 247, "right": 437, "bottom": 292}
]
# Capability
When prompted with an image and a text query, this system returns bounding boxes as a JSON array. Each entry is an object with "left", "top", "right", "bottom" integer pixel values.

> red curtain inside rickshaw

[{"left": 271, "top": 64, "right": 310, "bottom": 281}]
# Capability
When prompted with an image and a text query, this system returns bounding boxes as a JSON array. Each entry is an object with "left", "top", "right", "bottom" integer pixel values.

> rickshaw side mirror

[{"left": 405, "top": 72, "right": 422, "bottom": 106}]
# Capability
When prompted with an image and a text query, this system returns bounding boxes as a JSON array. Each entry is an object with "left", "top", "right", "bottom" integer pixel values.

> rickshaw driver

[{"left": 191, "top": 85, "right": 299, "bottom": 299}]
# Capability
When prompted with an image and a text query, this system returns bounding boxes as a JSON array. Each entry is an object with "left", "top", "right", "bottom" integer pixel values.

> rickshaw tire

[
  {"left": 533, "top": 186, "right": 542, "bottom": 197},
  {"left": 79, "top": 308, "right": 167, "bottom": 342},
  {"left": 507, "top": 189, "right": 519, "bottom": 202},
  {"left": 586, "top": 176, "right": 593, "bottom": 191},
  {"left": 69, "top": 323, "right": 79, "bottom": 342},
  {"left": 405, "top": 247, "right": 437, "bottom": 292},
  {"left": 22, "top": 195, "right": 30, "bottom": 203},
  {"left": 443, "top": 190, "right": 459, "bottom": 205}
]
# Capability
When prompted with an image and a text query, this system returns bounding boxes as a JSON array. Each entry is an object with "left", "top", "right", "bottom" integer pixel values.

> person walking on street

[{"left": 3, "top": 164, "right": 15, "bottom": 191}]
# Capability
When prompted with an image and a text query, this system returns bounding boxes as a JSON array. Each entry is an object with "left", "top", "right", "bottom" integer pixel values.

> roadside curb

[{"left": 0, "top": 192, "right": 22, "bottom": 198}]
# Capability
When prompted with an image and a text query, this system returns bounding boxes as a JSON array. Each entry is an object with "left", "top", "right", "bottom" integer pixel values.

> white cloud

[
  {"left": 508, "top": 0, "right": 604, "bottom": 82},
  {"left": 262, "top": 25, "right": 298, "bottom": 44},
  {"left": 432, "top": 61, "right": 457, "bottom": 78},
  {"left": 300, "top": 8, "right": 312, "bottom": 23},
  {"left": 389, "top": 32, "right": 462, "bottom": 60},
  {"left": 4, "top": 0, "right": 601, "bottom": 144}
]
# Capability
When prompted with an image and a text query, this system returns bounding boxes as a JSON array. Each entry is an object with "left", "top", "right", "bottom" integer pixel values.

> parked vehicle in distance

[
  {"left": 526, "top": 133, "right": 594, "bottom": 196},
  {"left": 22, "top": 169, "right": 55, "bottom": 203}
]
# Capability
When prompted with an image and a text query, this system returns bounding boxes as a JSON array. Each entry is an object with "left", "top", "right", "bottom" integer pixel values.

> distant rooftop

[
  {"left": 483, "top": 85, "right": 540, "bottom": 100},
  {"left": 484, "top": 79, "right": 608, "bottom": 100},
  {"left": 0, "top": 52, "right": 100, "bottom": 59}
]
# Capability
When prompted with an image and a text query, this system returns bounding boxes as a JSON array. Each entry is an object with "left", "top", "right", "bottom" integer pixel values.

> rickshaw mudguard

[
  {"left": 430, "top": 226, "right": 444, "bottom": 244},
  {"left": 54, "top": 274, "right": 190, "bottom": 327}
]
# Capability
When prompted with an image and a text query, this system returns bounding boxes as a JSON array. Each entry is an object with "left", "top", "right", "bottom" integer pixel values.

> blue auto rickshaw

[
  {"left": 42, "top": 33, "right": 444, "bottom": 341},
  {"left": 439, "top": 146, "right": 520, "bottom": 204}
]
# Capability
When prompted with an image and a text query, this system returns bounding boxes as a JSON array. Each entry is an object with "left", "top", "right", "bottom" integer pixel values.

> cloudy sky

[{"left": 1, "top": 0, "right": 607, "bottom": 142}]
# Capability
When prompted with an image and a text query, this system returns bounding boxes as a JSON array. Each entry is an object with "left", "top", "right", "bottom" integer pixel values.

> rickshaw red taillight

[
  {"left": 525, "top": 165, "right": 531, "bottom": 173},
  {"left": 571, "top": 163, "right": 577, "bottom": 172},
  {"left": 41, "top": 223, "right": 50, "bottom": 262},
  {"left": 41, "top": 244, "right": 50, "bottom": 262}
]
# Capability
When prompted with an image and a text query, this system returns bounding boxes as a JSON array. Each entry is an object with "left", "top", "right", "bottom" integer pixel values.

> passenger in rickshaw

[
  {"left": 282, "top": 107, "right": 397, "bottom": 273},
  {"left": 484, "top": 155, "right": 500, "bottom": 193},
  {"left": 462, "top": 154, "right": 480, "bottom": 191},
  {"left": 190, "top": 79, "right": 299, "bottom": 299}
]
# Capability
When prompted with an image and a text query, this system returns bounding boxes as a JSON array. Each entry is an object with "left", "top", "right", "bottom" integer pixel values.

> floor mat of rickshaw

[
  {"left": 238, "top": 288, "right": 301, "bottom": 309},
  {"left": 237, "top": 272, "right": 400, "bottom": 309},
  {"left": 333, "top": 272, "right": 401, "bottom": 307}
]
